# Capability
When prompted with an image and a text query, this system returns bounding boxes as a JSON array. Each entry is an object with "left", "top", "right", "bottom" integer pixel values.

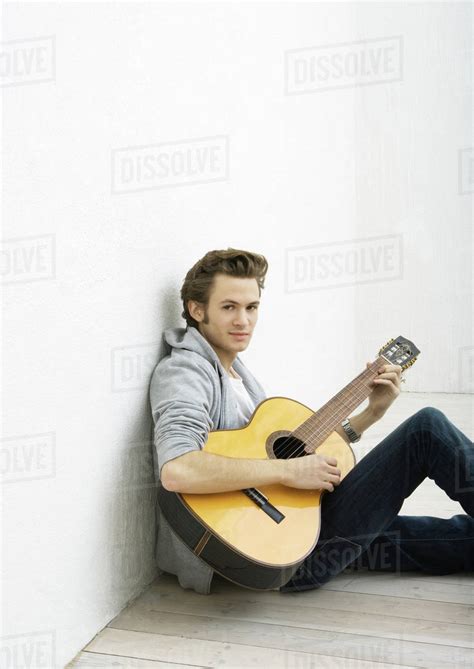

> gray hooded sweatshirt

[{"left": 149, "top": 326, "right": 267, "bottom": 594}]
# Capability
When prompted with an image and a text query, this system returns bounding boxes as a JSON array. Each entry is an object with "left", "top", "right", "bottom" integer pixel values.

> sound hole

[{"left": 273, "top": 435, "right": 307, "bottom": 460}]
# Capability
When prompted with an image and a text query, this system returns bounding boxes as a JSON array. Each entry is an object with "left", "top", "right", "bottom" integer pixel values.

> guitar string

[
  {"left": 270, "top": 378, "right": 373, "bottom": 460},
  {"left": 270, "top": 359, "right": 386, "bottom": 460},
  {"left": 273, "top": 349, "right": 410, "bottom": 460},
  {"left": 274, "top": 383, "right": 370, "bottom": 460},
  {"left": 273, "top": 390, "right": 368, "bottom": 460},
  {"left": 276, "top": 367, "right": 378, "bottom": 459}
]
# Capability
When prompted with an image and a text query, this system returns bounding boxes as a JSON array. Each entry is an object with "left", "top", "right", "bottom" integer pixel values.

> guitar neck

[{"left": 296, "top": 357, "right": 389, "bottom": 452}]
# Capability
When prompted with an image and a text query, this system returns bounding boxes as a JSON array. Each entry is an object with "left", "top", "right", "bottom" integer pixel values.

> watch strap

[{"left": 341, "top": 418, "right": 361, "bottom": 443}]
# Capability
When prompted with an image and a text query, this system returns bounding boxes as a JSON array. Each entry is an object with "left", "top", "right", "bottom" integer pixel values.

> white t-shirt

[{"left": 228, "top": 367, "right": 256, "bottom": 424}]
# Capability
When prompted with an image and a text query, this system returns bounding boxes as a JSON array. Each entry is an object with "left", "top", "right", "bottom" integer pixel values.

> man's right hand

[{"left": 282, "top": 453, "right": 341, "bottom": 492}]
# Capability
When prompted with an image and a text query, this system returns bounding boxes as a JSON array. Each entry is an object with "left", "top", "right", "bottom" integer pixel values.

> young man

[{"left": 149, "top": 248, "right": 474, "bottom": 594}]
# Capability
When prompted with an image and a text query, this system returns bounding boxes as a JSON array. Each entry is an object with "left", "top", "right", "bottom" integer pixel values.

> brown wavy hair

[{"left": 181, "top": 248, "right": 268, "bottom": 328}]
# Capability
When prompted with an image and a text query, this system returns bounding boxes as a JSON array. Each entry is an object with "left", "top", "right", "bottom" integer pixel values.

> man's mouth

[{"left": 230, "top": 332, "right": 249, "bottom": 338}]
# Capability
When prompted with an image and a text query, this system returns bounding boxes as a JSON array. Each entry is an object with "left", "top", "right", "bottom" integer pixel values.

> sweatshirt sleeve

[{"left": 149, "top": 352, "right": 216, "bottom": 478}]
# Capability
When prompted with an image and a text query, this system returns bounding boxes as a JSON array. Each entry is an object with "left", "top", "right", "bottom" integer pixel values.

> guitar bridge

[{"left": 242, "top": 488, "right": 285, "bottom": 523}]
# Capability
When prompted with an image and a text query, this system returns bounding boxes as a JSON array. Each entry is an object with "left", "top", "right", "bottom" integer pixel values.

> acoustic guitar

[{"left": 157, "top": 336, "right": 420, "bottom": 590}]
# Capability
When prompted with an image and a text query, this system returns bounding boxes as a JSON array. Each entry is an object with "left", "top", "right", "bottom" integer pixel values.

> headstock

[{"left": 379, "top": 336, "right": 420, "bottom": 370}]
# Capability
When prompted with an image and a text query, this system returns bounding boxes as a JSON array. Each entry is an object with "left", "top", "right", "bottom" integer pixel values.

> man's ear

[{"left": 188, "top": 300, "right": 204, "bottom": 322}]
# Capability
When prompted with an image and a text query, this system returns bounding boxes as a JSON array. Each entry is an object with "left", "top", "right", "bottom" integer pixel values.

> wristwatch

[{"left": 341, "top": 418, "right": 361, "bottom": 443}]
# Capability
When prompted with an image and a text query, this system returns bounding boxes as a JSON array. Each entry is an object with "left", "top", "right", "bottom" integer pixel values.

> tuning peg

[{"left": 379, "top": 337, "right": 395, "bottom": 354}]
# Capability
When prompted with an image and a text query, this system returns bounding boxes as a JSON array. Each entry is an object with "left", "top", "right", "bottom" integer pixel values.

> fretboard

[{"left": 293, "top": 357, "right": 388, "bottom": 452}]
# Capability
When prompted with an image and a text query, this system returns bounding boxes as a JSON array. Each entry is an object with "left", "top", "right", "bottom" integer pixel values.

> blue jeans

[{"left": 280, "top": 407, "right": 474, "bottom": 592}]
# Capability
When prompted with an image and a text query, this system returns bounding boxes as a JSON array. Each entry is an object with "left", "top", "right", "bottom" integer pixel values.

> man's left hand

[{"left": 366, "top": 363, "right": 403, "bottom": 419}]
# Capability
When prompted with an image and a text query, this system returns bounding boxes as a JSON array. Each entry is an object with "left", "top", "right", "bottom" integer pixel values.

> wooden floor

[{"left": 68, "top": 393, "right": 473, "bottom": 669}]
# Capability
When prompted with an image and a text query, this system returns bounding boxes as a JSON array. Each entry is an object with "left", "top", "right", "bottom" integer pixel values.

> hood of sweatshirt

[
  {"left": 163, "top": 326, "right": 237, "bottom": 376},
  {"left": 162, "top": 326, "right": 265, "bottom": 406}
]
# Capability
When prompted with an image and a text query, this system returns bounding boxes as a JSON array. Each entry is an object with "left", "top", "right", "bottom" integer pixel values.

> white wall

[
  {"left": 1, "top": 2, "right": 471, "bottom": 667},
  {"left": 353, "top": 2, "right": 472, "bottom": 395}
]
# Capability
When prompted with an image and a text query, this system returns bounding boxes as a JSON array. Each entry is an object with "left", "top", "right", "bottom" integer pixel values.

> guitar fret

[{"left": 293, "top": 357, "right": 387, "bottom": 451}]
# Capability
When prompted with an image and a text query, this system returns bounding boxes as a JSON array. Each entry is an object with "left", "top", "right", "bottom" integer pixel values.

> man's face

[{"left": 188, "top": 273, "right": 260, "bottom": 367}]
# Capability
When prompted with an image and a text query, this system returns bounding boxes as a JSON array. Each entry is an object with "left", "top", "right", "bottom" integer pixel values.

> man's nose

[{"left": 233, "top": 309, "right": 250, "bottom": 326}]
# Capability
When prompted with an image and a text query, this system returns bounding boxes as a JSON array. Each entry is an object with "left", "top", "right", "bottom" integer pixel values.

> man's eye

[{"left": 223, "top": 305, "right": 233, "bottom": 310}]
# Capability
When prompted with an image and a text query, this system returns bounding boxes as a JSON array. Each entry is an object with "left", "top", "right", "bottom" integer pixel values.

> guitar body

[{"left": 157, "top": 396, "right": 356, "bottom": 590}]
